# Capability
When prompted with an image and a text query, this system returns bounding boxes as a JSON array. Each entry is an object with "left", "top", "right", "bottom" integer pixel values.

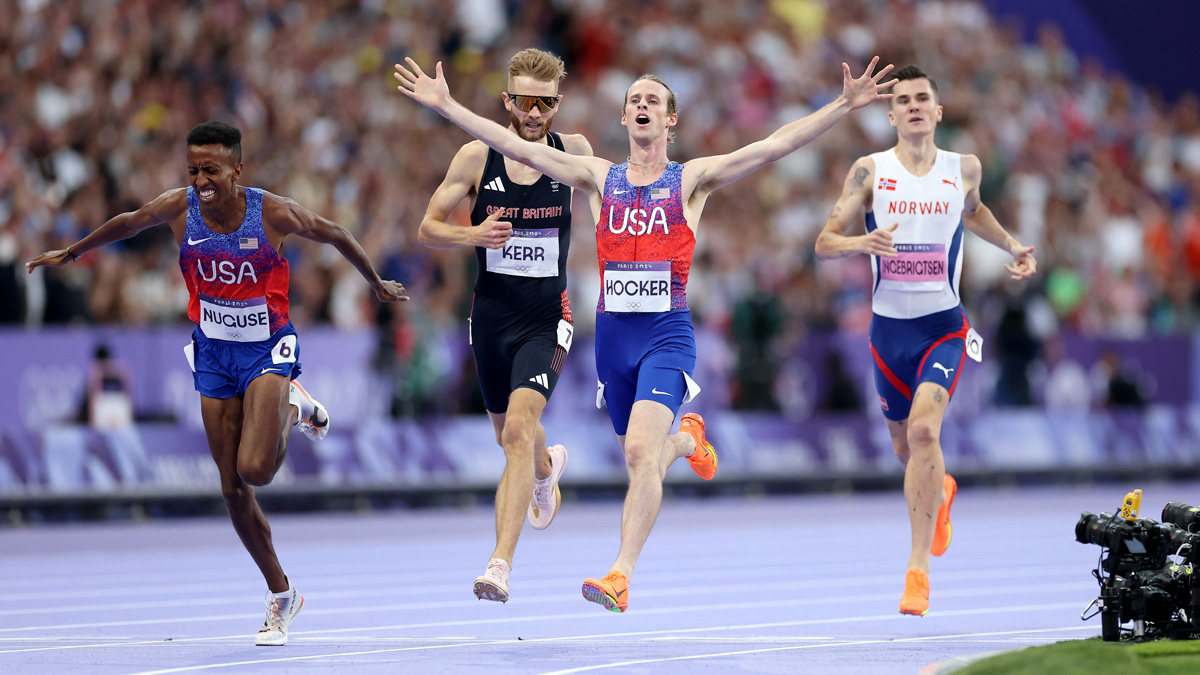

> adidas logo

[
  {"left": 483, "top": 177, "right": 506, "bottom": 192},
  {"left": 529, "top": 373, "right": 549, "bottom": 388}
]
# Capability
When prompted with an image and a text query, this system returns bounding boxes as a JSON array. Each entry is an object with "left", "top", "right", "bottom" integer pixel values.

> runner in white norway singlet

[{"left": 866, "top": 148, "right": 965, "bottom": 320}]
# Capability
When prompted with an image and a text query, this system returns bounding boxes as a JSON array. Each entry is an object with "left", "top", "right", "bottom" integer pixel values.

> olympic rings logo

[
  {"left": 516, "top": 266, "right": 530, "bottom": 273},
  {"left": 625, "top": 301, "right": 643, "bottom": 310},
  {"left": 227, "top": 332, "right": 242, "bottom": 340}
]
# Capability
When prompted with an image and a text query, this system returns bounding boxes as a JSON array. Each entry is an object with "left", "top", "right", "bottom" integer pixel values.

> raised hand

[
  {"left": 862, "top": 222, "right": 899, "bottom": 258},
  {"left": 1005, "top": 243, "right": 1037, "bottom": 281},
  {"left": 474, "top": 208, "right": 513, "bottom": 250},
  {"left": 374, "top": 279, "right": 411, "bottom": 303},
  {"left": 394, "top": 58, "right": 451, "bottom": 112},
  {"left": 25, "top": 248, "right": 74, "bottom": 273},
  {"left": 842, "top": 56, "right": 897, "bottom": 111}
]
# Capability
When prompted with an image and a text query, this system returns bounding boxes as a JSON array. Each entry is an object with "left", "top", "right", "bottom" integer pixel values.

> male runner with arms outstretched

[{"left": 27, "top": 122, "right": 409, "bottom": 643}]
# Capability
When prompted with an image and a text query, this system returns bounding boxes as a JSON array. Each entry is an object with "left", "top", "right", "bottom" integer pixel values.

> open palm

[
  {"left": 394, "top": 58, "right": 451, "bottom": 112},
  {"left": 842, "top": 56, "right": 897, "bottom": 110}
]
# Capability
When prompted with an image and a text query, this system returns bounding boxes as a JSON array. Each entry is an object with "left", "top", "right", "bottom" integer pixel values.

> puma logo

[
  {"left": 942, "top": 178, "right": 958, "bottom": 190},
  {"left": 932, "top": 362, "right": 954, "bottom": 378}
]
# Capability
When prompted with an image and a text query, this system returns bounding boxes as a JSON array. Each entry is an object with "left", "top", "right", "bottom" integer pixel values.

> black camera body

[{"left": 1076, "top": 501, "right": 1200, "bottom": 641}]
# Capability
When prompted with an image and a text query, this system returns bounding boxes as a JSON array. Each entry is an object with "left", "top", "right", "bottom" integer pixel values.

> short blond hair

[{"left": 507, "top": 48, "right": 566, "bottom": 90}]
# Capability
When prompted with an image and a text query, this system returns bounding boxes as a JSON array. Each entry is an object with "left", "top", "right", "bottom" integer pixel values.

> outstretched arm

[
  {"left": 815, "top": 157, "right": 899, "bottom": 260},
  {"left": 25, "top": 189, "right": 188, "bottom": 272},
  {"left": 395, "top": 58, "right": 609, "bottom": 194},
  {"left": 266, "top": 195, "right": 409, "bottom": 302},
  {"left": 686, "top": 57, "right": 896, "bottom": 195},
  {"left": 961, "top": 154, "right": 1037, "bottom": 280}
]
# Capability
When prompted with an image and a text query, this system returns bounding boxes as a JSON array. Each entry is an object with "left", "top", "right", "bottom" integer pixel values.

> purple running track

[{"left": 1, "top": 482, "right": 1160, "bottom": 674}]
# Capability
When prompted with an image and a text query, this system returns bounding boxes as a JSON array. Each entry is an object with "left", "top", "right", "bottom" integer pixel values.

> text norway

[
  {"left": 202, "top": 307, "right": 269, "bottom": 328},
  {"left": 606, "top": 279, "right": 669, "bottom": 296},
  {"left": 887, "top": 201, "right": 951, "bottom": 215}
]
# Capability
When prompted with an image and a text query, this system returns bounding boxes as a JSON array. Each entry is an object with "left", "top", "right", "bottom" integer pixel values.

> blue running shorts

[
  {"left": 186, "top": 322, "right": 303, "bottom": 399},
  {"left": 595, "top": 309, "right": 698, "bottom": 435},
  {"left": 869, "top": 306, "right": 969, "bottom": 421}
]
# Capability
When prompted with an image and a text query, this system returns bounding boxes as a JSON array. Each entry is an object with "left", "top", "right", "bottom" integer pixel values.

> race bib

[
  {"left": 485, "top": 229, "right": 559, "bottom": 277},
  {"left": 966, "top": 326, "right": 983, "bottom": 362},
  {"left": 199, "top": 293, "right": 271, "bottom": 342},
  {"left": 604, "top": 261, "right": 671, "bottom": 313},
  {"left": 879, "top": 244, "right": 948, "bottom": 285}
]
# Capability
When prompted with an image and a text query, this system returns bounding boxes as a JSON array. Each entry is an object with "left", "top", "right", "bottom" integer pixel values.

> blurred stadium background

[{"left": 2, "top": 0, "right": 1198, "bottom": 521}]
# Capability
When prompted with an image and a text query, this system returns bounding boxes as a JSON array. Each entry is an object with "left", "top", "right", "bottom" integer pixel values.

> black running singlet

[{"left": 469, "top": 132, "right": 573, "bottom": 305}]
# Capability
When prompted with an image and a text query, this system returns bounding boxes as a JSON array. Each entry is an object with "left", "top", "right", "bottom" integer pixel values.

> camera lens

[
  {"left": 1162, "top": 502, "right": 1200, "bottom": 532},
  {"left": 1077, "top": 511, "right": 1104, "bottom": 545}
]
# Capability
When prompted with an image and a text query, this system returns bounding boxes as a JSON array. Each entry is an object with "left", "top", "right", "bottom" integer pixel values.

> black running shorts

[{"left": 469, "top": 294, "right": 572, "bottom": 414}]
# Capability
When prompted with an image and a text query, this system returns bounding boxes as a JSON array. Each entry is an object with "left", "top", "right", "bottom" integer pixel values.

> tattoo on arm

[
  {"left": 934, "top": 390, "right": 944, "bottom": 403},
  {"left": 852, "top": 167, "right": 869, "bottom": 187},
  {"left": 829, "top": 205, "right": 841, "bottom": 220}
]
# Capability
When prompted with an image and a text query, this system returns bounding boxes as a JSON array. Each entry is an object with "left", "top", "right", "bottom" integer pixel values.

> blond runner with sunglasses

[
  {"left": 399, "top": 54, "right": 896, "bottom": 612},
  {"left": 416, "top": 49, "right": 593, "bottom": 602}
]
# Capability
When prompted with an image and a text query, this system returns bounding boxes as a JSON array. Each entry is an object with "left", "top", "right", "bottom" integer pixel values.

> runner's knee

[
  {"left": 238, "top": 455, "right": 276, "bottom": 486},
  {"left": 220, "top": 480, "right": 250, "bottom": 504},
  {"left": 500, "top": 420, "right": 535, "bottom": 458},
  {"left": 907, "top": 417, "right": 940, "bottom": 452},
  {"left": 622, "top": 438, "right": 658, "bottom": 475}
]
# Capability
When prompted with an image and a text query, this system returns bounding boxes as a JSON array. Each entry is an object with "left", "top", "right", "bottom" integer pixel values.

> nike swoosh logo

[
  {"left": 261, "top": 368, "right": 281, "bottom": 375},
  {"left": 187, "top": 236, "right": 213, "bottom": 245},
  {"left": 613, "top": 189, "right": 627, "bottom": 194},
  {"left": 651, "top": 388, "right": 673, "bottom": 396}
]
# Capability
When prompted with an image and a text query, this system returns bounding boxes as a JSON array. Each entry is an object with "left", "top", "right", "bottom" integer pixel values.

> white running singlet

[{"left": 866, "top": 148, "right": 965, "bottom": 320}]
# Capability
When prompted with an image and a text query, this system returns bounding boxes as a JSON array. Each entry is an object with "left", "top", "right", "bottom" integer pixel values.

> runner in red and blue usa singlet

[
  {"left": 181, "top": 186, "right": 290, "bottom": 339},
  {"left": 594, "top": 161, "right": 701, "bottom": 434},
  {"left": 596, "top": 161, "right": 693, "bottom": 314},
  {"left": 180, "top": 186, "right": 302, "bottom": 397}
]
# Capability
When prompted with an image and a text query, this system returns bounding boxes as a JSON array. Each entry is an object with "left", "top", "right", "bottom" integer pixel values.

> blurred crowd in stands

[{"left": 1, "top": 0, "right": 1195, "bottom": 415}]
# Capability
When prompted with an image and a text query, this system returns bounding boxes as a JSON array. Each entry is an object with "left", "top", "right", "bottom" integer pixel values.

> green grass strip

[{"left": 956, "top": 637, "right": 1200, "bottom": 674}]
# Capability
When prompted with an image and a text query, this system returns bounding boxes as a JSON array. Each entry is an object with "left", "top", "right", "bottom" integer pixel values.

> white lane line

[
  {"left": 123, "top": 640, "right": 519, "bottom": 675},
  {"left": 0, "top": 580, "right": 1095, "bottom": 635},
  {"left": 0, "top": 561, "right": 1080, "bottom": 602},
  {"left": 3, "top": 602, "right": 1090, "bottom": 667},
  {"left": 535, "top": 625, "right": 1100, "bottom": 675},
  {"left": 0, "top": 565, "right": 1089, "bottom": 616}
]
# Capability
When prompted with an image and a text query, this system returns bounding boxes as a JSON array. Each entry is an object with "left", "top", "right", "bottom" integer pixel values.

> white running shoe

[
  {"left": 528, "top": 444, "right": 567, "bottom": 530},
  {"left": 289, "top": 381, "right": 329, "bottom": 441},
  {"left": 473, "top": 558, "right": 511, "bottom": 603},
  {"left": 255, "top": 585, "right": 304, "bottom": 646}
]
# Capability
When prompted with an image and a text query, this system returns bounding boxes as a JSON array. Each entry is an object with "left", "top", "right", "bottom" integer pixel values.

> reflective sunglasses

[{"left": 506, "top": 93, "right": 561, "bottom": 112}]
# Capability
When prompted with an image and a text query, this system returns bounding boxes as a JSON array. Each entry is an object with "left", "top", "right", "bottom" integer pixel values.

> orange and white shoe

[
  {"left": 899, "top": 568, "right": 929, "bottom": 616},
  {"left": 255, "top": 584, "right": 304, "bottom": 645},
  {"left": 289, "top": 381, "right": 329, "bottom": 441},
  {"left": 679, "top": 413, "right": 717, "bottom": 480},
  {"left": 582, "top": 570, "right": 629, "bottom": 613},
  {"left": 931, "top": 473, "right": 957, "bottom": 557}
]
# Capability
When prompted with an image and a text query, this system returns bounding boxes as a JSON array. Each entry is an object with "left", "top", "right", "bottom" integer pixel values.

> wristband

[{"left": 66, "top": 246, "right": 78, "bottom": 261}]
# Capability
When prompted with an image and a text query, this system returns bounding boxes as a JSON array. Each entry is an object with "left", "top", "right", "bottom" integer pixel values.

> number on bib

[{"left": 272, "top": 335, "right": 298, "bottom": 365}]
